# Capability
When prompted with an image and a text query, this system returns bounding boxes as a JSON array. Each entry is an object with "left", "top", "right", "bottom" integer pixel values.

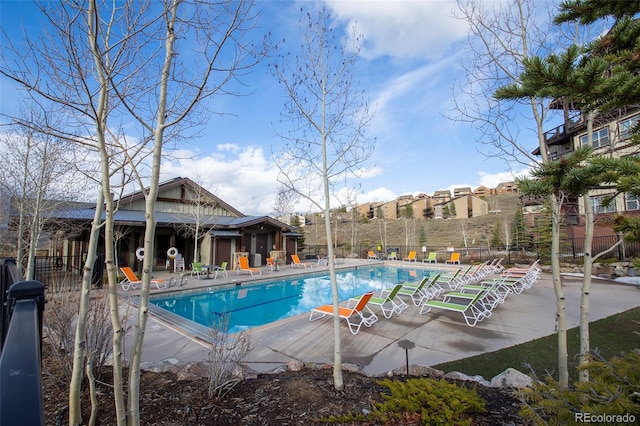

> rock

[
  {"left": 385, "top": 364, "right": 445, "bottom": 378},
  {"left": 490, "top": 367, "right": 532, "bottom": 389},
  {"left": 443, "top": 371, "right": 490, "bottom": 387},
  {"left": 177, "top": 362, "right": 207, "bottom": 380},
  {"left": 341, "top": 363, "right": 365, "bottom": 373},
  {"left": 288, "top": 360, "right": 304, "bottom": 372},
  {"left": 409, "top": 364, "right": 444, "bottom": 378}
]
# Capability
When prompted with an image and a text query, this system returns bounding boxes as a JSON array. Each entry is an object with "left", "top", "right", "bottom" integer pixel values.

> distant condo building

[{"left": 354, "top": 182, "right": 519, "bottom": 221}]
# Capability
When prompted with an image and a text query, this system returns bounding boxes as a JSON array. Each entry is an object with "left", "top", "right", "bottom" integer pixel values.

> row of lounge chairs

[
  {"left": 421, "top": 260, "right": 540, "bottom": 326},
  {"left": 308, "top": 259, "right": 540, "bottom": 333},
  {"left": 368, "top": 250, "right": 464, "bottom": 264}
]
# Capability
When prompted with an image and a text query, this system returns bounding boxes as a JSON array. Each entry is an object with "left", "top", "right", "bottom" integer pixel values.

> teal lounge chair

[
  {"left": 398, "top": 274, "right": 442, "bottom": 306},
  {"left": 420, "top": 289, "right": 489, "bottom": 327},
  {"left": 423, "top": 252, "right": 438, "bottom": 263},
  {"left": 350, "top": 283, "right": 408, "bottom": 319}
]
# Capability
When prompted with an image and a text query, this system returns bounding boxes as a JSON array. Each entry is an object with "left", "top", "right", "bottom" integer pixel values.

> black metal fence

[
  {"left": 303, "top": 235, "right": 640, "bottom": 265},
  {"left": 0, "top": 258, "right": 46, "bottom": 425},
  {"left": 0, "top": 254, "right": 104, "bottom": 290}
]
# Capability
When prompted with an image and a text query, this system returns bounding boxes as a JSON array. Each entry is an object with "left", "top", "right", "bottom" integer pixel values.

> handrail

[{"left": 0, "top": 259, "right": 45, "bottom": 426}]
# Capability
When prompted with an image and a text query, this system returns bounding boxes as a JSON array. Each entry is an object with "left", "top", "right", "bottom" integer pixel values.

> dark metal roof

[
  {"left": 210, "top": 230, "right": 242, "bottom": 237},
  {"left": 47, "top": 206, "right": 293, "bottom": 232}
]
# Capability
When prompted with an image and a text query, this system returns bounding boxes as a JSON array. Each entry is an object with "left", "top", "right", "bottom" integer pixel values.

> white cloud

[
  {"left": 160, "top": 145, "right": 279, "bottom": 216},
  {"left": 362, "top": 187, "right": 397, "bottom": 203},
  {"left": 478, "top": 167, "right": 532, "bottom": 188},
  {"left": 326, "top": 0, "right": 467, "bottom": 60}
]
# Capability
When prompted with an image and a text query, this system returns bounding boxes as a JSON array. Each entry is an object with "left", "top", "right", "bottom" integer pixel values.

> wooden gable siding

[{"left": 119, "top": 183, "right": 240, "bottom": 217}]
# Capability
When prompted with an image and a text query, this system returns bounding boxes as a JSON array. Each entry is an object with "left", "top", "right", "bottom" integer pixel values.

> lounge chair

[
  {"left": 436, "top": 268, "right": 464, "bottom": 290},
  {"left": 445, "top": 252, "right": 460, "bottom": 264},
  {"left": 237, "top": 256, "right": 262, "bottom": 276},
  {"left": 419, "top": 288, "right": 490, "bottom": 326},
  {"left": 266, "top": 257, "right": 276, "bottom": 271},
  {"left": 349, "top": 283, "right": 408, "bottom": 319},
  {"left": 485, "top": 258, "right": 505, "bottom": 274},
  {"left": 309, "top": 291, "right": 379, "bottom": 334},
  {"left": 456, "top": 281, "right": 510, "bottom": 310},
  {"left": 482, "top": 261, "right": 540, "bottom": 294},
  {"left": 402, "top": 251, "right": 417, "bottom": 262},
  {"left": 291, "top": 254, "right": 311, "bottom": 268},
  {"left": 213, "top": 261, "right": 228, "bottom": 278},
  {"left": 367, "top": 250, "right": 379, "bottom": 260},
  {"left": 120, "top": 266, "right": 166, "bottom": 290},
  {"left": 316, "top": 255, "right": 336, "bottom": 266},
  {"left": 387, "top": 251, "right": 398, "bottom": 260},
  {"left": 397, "top": 274, "right": 443, "bottom": 306},
  {"left": 459, "top": 261, "right": 491, "bottom": 285},
  {"left": 423, "top": 252, "right": 438, "bottom": 263},
  {"left": 190, "top": 262, "right": 206, "bottom": 279}
]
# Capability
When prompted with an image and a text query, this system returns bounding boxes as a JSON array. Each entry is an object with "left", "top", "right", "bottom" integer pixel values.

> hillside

[{"left": 301, "top": 194, "right": 523, "bottom": 254}]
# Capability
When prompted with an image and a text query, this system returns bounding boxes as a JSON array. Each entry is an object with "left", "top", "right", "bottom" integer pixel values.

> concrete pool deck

[{"left": 128, "top": 259, "right": 640, "bottom": 377}]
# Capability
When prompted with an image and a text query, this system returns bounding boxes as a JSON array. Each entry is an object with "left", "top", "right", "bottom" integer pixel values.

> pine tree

[
  {"left": 418, "top": 225, "right": 427, "bottom": 247},
  {"left": 490, "top": 218, "right": 502, "bottom": 248},
  {"left": 510, "top": 208, "right": 530, "bottom": 251}
]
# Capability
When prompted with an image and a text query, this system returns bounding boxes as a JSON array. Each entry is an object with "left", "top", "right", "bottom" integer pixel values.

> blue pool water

[{"left": 150, "top": 266, "right": 436, "bottom": 333}]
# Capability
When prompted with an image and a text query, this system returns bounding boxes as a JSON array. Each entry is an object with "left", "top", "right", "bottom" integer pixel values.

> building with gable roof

[{"left": 44, "top": 177, "right": 298, "bottom": 273}]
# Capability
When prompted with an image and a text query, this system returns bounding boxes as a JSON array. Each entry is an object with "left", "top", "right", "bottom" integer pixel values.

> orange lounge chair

[
  {"left": 120, "top": 266, "right": 166, "bottom": 290},
  {"left": 237, "top": 256, "right": 261, "bottom": 276},
  {"left": 309, "top": 291, "right": 379, "bottom": 334},
  {"left": 445, "top": 252, "right": 461, "bottom": 264},
  {"left": 290, "top": 254, "right": 311, "bottom": 268},
  {"left": 402, "top": 251, "right": 417, "bottom": 262},
  {"left": 367, "top": 250, "right": 379, "bottom": 260}
]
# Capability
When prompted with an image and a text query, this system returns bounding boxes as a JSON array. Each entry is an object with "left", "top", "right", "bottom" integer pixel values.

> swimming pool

[{"left": 150, "top": 266, "right": 438, "bottom": 334}]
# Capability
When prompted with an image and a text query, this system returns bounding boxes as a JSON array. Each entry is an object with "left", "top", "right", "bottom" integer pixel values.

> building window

[
  {"left": 580, "top": 127, "right": 610, "bottom": 148},
  {"left": 619, "top": 115, "right": 640, "bottom": 140},
  {"left": 626, "top": 193, "right": 640, "bottom": 211},
  {"left": 591, "top": 194, "right": 616, "bottom": 214}
]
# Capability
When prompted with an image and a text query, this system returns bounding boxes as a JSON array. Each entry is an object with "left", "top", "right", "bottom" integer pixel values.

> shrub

[
  {"left": 325, "top": 377, "right": 486, "bottom": 425},
  {"left": 518, "top": 350, "right": 640, "bottom": 425},
  {"left": 206, "top": 316, "right": 252, "bottom": 399}
]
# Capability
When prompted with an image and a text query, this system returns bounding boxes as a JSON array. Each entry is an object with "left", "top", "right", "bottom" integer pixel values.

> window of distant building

[
  {"left": 591, "top": 194, "right": 616, "bottom": 214},
  {"left": 625, "top": 193, "right": 640, "bottom": 211},
  {"left": 619, "top": 115, "right": 640, "bottom": 140},
  {"left": 580, "top": 127, "right": 610, "bottom": 149}
]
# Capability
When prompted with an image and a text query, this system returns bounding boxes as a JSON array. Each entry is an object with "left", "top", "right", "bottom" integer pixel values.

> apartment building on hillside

[
  {"left": 354, "top": 183, "right": 513, "bottom": 221},
  {"left": 473, "top": 185, "right": 493, "bottom": 197},
  {"left": 453, "top": 187, "right": 473, "bottom": 197},
  {"left": 533, "top": 104, "right": 640, "bottom": 238},
  {"left": 496, "top": 181, "right": 519, "bottom": 194},
  {"left": 433, "top": 194, "right": 488, "bottom": 219}
]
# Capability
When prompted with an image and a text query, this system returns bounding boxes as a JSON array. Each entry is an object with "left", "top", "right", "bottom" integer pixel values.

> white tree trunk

[
  {"left": 127, "top": 3, "right": 178, "bottom": 422},
  {"left": 550, "top": 195, "right": 569, "bottom": 388},
  {"left": 579, "top": 194, "right": 594, "bottom": 383},
  {"left": 68, "top": 191, "right": 104, "bottom": 425}
]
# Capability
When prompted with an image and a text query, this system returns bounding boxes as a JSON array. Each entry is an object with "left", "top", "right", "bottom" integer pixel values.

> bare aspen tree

[
  {"left": 0, "top": 119, "right": 80, "bottom": 280},
  {"left": 107, "top": 2, "right": 264, "bottom": 423},
  {"left": 335, "top": 186, "right": 363, "bottom": 257},
  {"left": 271, "top": 6, "right": 375, "bottom": 390},
  {"left": 173, "top": 175, "right": 219, "bottom": 263}
]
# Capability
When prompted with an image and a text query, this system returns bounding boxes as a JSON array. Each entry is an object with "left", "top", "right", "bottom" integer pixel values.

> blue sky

[{"left": 1, "top": 0, "right": 539, "bottom": 216}]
